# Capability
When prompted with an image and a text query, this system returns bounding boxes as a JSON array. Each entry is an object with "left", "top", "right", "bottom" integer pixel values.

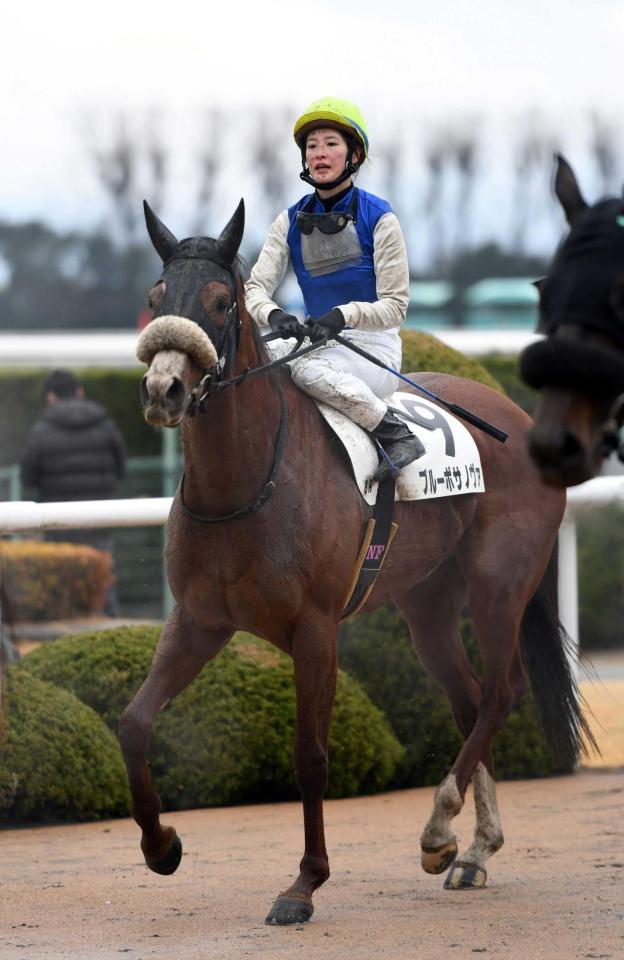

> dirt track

[{"left": 1, "top": 768, "right": 623, "bottom": 960}]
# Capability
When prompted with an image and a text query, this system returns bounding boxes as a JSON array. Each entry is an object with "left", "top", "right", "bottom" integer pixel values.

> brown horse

[
  {"left": 120, "top": 199, "right": 591, "bottom": 925},
  {"left": 520, "top": 154, "right": 624, "bottom": 487}
]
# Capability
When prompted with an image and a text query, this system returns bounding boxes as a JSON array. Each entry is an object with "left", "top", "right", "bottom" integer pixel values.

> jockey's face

[{"left": 305, "top": 128, "right": 351, "bottom": 187}]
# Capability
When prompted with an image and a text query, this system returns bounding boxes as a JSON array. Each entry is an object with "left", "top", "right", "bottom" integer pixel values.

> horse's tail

[{"left": 519, "top": 543, "right": 597, "bottom": 768}]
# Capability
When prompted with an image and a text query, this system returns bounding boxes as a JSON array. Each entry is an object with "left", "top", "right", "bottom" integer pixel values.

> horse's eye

[{"left": 217, "top": 299, "right": 229, "bottom": 312}]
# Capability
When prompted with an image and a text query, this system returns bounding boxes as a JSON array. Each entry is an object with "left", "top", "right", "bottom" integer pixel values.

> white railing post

[{"left": 558, "top": 515, "right": 579, "bottom": 672}]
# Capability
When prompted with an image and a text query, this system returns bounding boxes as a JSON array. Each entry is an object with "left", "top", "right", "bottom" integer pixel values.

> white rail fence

[
  {"left": 1, "top": 477, "right": 623, "bottom": 652},
  {"left": 0, "top": 329, "right": 541, "bottom": 368}
]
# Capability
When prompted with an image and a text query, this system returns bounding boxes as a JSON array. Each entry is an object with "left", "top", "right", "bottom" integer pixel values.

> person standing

[{"left": 20, "top": 369, "right": 126, "bottom": 615}]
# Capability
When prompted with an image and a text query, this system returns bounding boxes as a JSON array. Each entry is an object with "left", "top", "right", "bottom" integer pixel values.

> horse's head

[
  {"left": 520, "top": 155, "right": 624, "bottom": 486},
  {"left": 137, "top": 200, "right": 245, "bottom": 427}
]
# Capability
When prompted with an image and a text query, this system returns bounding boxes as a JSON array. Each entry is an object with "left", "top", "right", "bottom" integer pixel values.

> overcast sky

[{"left": 4, "top": 0, "right": 624, "bottom": 246}]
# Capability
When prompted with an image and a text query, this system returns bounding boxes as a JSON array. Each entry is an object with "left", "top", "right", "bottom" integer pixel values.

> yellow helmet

[{"left": 293, "top": 96, "right": 369, "bottom": 158}]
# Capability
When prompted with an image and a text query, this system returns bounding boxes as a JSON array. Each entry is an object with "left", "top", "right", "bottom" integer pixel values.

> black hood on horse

[
  {"left": 519, "top": 154, "right": 624, "bottom": 486},
  {"left": 537, "top": 197, "right": 624, "bottom": 349},
  {"left": 520, "top": 155, "right": 624, "bottom": 399},
  {"left": 143, "top": 199, "right": 247, "bottom": 347}
]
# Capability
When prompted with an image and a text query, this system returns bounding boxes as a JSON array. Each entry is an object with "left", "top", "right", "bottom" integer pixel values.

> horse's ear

[
  {"left": 553, "top": 154, "right": 587, "bottom": 226},
  {"left": 532, "top": 278, "right": 546, "bottom": 295},
  {"left": 143, "top": 200, "right": 178, "bottom": 262},
  {"left": 217, "top": 199, "right": 245, "bottom": 265}
]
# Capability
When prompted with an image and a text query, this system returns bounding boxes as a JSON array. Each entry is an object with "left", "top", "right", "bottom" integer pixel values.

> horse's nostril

[
  {"left": 140, "top": 375, "right": 150, "bottom": 407},
  {"left": 165, "top": 378, "right": 185, "bottom": 407},
  {"left": 559, "top": 431, "right": 582, "bottom": 462}
]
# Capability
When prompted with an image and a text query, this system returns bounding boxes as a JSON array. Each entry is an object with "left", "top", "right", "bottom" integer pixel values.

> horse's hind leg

[
  {"left": 265, "top": 616, "right": 338, "bottom": 926},
  {"left": 118, "top": 606, "right": 231, "bottom": 874},
  {"left": 397, "top": 559, "right": 482, "bottom": 876},
  {"left": 437, "top": 570, "right": 530, "bottom": 890},
  {"left": 442, "top": 645, "right": 526, "bottom": 889}
]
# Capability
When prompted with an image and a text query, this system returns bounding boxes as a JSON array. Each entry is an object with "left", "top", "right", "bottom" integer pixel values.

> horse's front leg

[
  {"left": 266, "top": 618, "right": 338, "bottom": 925},
  {"left": 118, "top": 606, "right": 231, "bottom": 874}
]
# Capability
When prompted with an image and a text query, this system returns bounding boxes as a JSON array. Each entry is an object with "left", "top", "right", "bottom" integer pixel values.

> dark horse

[
  {"left": 120, "top": 199, "right": 591, "bottom": 925},
  {"left": 520, "top": 154, "right": 624, "bottom": 487}
]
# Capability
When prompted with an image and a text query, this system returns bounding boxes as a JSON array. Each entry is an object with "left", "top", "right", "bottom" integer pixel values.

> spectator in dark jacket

[{"left": 20, "top": 369, "right": 127, "bottom": 615}]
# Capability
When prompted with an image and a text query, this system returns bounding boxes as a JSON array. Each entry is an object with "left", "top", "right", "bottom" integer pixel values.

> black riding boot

[{"left": 371, "top": 410, "right": 425, "bottom": 480}]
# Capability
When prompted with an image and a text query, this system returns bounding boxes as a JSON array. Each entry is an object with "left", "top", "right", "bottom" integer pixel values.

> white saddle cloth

[{"left": 317, "top": 391, "right": 485, "bottom": 506}]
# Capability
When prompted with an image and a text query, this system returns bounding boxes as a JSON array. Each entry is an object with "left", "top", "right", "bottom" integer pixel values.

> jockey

[{"left": 244, "top": 96, "right": 424, "bottom": 479}]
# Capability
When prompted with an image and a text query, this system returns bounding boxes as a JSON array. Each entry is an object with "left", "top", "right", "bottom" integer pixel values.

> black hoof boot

[
  {"left": 265, "top": 896, "right": 314, "bottom": 925},
  {"left": 146, "top": 834, "right": 183, "bottom": 876},
  {"left": 371, "top": 411, "right": 425, "bottom": 481}
]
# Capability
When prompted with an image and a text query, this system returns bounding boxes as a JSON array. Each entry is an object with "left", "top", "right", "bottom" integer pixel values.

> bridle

[
  {"left": 172, "top": 265, "right": 327, "bottom": 523},
  {"left": 186, "top": 305, "right": 323, "bottom": 415}
]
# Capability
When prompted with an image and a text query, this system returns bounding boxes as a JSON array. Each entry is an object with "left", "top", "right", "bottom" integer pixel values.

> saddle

[
  {"left": 323, "top": 392, "right": 485, "bottom": 618},
  {"left": 317, "top": 390, "right": 485, "bottom": 505}
]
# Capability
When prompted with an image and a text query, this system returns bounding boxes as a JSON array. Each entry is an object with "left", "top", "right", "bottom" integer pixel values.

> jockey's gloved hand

[
  {"left": 268, "top": 309, "right": 302, "bottom": 340},
  {"left": 306, "top": 308, "right": 346, "bottom": 343}
]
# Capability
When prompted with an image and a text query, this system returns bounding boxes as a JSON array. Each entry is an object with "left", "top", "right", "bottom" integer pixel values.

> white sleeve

[
  {"left": 244, "top": 211, "right": 291, "bottom": 326},
  {"left": 337, "top": 212, "right": 409, "bottom": 331}
]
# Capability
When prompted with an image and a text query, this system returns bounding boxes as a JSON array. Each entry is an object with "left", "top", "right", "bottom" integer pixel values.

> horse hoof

[
  {"left": 265, "top": 896, "right": 314, "bottom": 925},
  {"left": 146, "top": 834, "right": 183, "bottom": 876},
  {"left": 421, "top": 840, "right": 458, "bottom": 875},
  {"left": 444, "top": 860, "right": 487, "bottom": 890}
]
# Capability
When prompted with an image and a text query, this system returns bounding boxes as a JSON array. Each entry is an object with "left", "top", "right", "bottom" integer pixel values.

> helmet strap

[{"left": 299, "top": 146, "right": 359, "bottom": 190}]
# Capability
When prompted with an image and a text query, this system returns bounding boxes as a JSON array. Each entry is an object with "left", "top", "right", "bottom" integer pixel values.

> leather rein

[{"left": 180, "top": 300, "right": 326, "bottom": 524}]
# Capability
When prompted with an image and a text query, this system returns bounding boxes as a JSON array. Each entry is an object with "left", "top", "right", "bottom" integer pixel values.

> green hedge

[
  {"left": 17, "top": 626, "right": 403, "bottom": 811},
  {"left": 338, "top": 604, "right": 568, "bottom": 786},
  {"left": 0, "top": 670, "right": 129, "bottom": 821},
  {"left": 577, "top": 503, "right": 624, "bottom": 649},
  {"left": 401, "top": 330, "right": 503, "bottom": 392}
]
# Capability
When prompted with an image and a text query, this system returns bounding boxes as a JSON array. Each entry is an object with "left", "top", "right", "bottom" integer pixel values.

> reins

[
  {"left": 180, "top": 309, "right": 328, "bottom": 524},
  {"left": 186, "top": 320, "right": 326, "bottom": 413}
]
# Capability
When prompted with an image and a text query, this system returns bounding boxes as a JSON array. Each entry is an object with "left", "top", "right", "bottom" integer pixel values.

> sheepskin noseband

[
  {"left": 520, "top": 336, "right": 624, "bottom": 398},
  {"left": 136, "top": 316, "right": 219, "bottom": 369}
]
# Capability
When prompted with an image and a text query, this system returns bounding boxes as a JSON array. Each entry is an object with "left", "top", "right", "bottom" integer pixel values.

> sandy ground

[
  {"left": 1, "top": 647, "right": 622, "bottom": 959},
  {"left": 580, "top": 655, "right": 624, "bottom": 768},
  {"left": 1, "top": 768, "right": 623, "bottom": 960}
]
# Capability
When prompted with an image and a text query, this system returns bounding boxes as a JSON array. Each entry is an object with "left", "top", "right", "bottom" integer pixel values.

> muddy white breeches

[{"left": 267, "top": 338, "right": 400, "bottom": 431}]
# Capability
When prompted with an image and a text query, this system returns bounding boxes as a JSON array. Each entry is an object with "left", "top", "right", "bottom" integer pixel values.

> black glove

[
  {"left": 268, "top": 309, "right": 302, "bottom": 340},
  {"left": 306, "top": 307, "right": 346, "bottom": 343}
]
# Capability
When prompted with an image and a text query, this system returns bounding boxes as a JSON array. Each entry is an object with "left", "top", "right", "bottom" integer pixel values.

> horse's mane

[{"left": 233, "top": 258, "right": 271, "bottom": 367}]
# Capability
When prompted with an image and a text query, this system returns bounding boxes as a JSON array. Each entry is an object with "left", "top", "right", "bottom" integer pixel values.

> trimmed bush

[
  {"left": 0, "top": 540, "right": 113, "bottom": 620},
  {"left": 0, "top": 669, "right": 129, "bottom": 821},
  {"left": 338, "top": 604, "right": 567, "bottom": 786},
  {"left": 401, "top": 329, "right": 503, "bottom": 393},
  {"left": 479, "top": 353, "right": 537, "bottom": 415},
  {"left": 577, "top": 504, "right": 624, "bottom": 650},
  {"left": 18, "top": 626, "right": 403, "bottom": 810}
]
